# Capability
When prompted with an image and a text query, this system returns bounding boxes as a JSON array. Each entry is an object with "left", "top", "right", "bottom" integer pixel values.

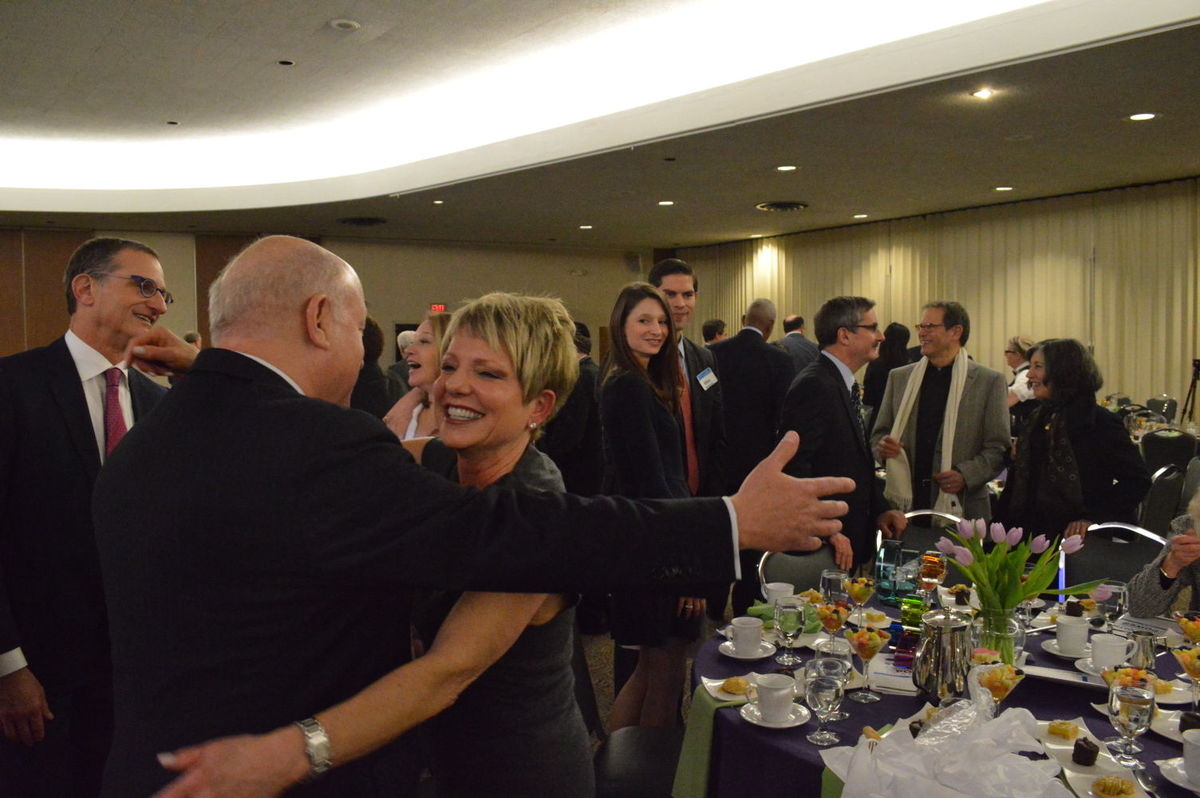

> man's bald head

[
  {"left": 743, "top": 298, "right": 777, "bottom": 336},
  {"left": 207, "top": 236, "right": 367, "bottom": 405},
  {"left": 209, "top": 235, "right": 361, "bottom": 344}
]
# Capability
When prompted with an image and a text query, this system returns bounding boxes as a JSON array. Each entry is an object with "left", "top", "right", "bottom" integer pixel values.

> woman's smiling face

[{"left": 623, "top": 297, "right": 669, "bottom": 364}]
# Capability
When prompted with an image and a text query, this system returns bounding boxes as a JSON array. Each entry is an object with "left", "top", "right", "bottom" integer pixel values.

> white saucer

[
  {"left": 719, "top": 640, "right": 777, "bottom": 661},
  {"left": 1074, "top": 658, "right": 1103, "bottom": 677},
  {"left": 1158, "top": 758, "right": 1200, "bottom": 795},
  {"left": 1042, "top": 639, "right": 1091, "bottom": 659},
  {"left": 739, "top": 702, "right": 810, "bottom": 728}
]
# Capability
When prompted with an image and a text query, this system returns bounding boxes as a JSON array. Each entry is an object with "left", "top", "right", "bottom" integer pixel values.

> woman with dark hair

[
  {"left": 600, "top": 282, "right": 700, "bottom": 729},
  {"left": 862, "top": 321, "right": 910, "bottom": 434},
  {"left": 997, "top": 338, "right": 1150, "bottom": 539}
]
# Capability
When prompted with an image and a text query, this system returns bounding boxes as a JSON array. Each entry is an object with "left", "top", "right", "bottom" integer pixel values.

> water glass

[
  {"left": 820, "top": 569, "right": 849, "bottom": 604},
  {"left": 813, "top": 638, "right": 853, "bottom": 720},
  {"left": 774, "top": 596, "right": 805, "bottom": 667},
  {"left": 1107, "top": 675, "right": 1155, "bottom": 767},
  {"left": 1098, "top": 582, "right": 1127, "bottom": 623},
  {"left": 805, "top": 675, "right": 844, "bottom": 746}
]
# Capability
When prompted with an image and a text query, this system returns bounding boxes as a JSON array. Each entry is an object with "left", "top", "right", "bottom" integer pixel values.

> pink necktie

[{"left": 103, "top": 367, "right": 128, "bottom": 457}]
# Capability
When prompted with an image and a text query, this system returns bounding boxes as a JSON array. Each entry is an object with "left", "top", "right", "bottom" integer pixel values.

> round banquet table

[{"left": 689, "top": 630, "right": 1195, "bottom": 798}]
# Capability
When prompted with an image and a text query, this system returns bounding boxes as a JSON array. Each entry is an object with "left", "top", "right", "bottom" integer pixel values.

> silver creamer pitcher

[{"left": 912, "top": 609, "right": 973, "bottom": 703}]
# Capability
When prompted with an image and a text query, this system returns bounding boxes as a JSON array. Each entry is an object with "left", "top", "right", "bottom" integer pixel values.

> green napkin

[
  {"left": 672, "top": 684, "right": 742, "bottom": 798},
  {"left": 746, "top": 601, "right": 821, "bottom": 634}
]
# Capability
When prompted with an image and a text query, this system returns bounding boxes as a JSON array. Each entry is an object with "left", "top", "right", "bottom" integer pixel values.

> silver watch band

[{"left": 295, "top": 716, "right": 332, "bottom": 778}]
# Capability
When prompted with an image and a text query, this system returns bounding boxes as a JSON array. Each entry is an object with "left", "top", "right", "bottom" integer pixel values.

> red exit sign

[{"left": 430, "top": 303, "right": 446, "bottom": 312}]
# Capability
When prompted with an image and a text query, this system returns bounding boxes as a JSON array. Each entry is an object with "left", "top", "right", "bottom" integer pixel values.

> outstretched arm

[{"left": 153, "top": 591, "right": 549, "bottom": 798}]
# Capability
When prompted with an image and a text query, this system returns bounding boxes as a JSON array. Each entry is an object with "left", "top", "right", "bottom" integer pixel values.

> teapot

[{"left": 912, "top": 609, "right": 973, "bottom": 703}]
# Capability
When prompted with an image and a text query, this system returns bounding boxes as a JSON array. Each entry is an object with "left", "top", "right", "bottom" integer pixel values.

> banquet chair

[
  {"left": 757, "top": 546, "right": 836, "bottom": 594},
  {"left": 891, "top": 508, "right": 964, "bottom": 558},
  {"left": 593, "top": 726, "right": 684, "bottom": 798},
  {"left": 1148, "top": 394, "right": 1179, "bottom": 424},
  {"left": 1060, "top": 522, "right": 1167, "bottom": 587},
  {"left": 1140, "top": 428, "right": 1197, "bottom": 474},
  {"left": 1117, "top": 403, "right": 1149, "bottom": 420},
  {"left": 1137, "top": 465, "right": 1184, "bottom": 537},
  {"left": 1180, "top": 457, "right": 1200, "bottom": 515}
]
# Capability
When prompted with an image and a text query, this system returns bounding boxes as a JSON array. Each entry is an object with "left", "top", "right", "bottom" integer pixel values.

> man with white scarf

[{"left": 870, "top": 301, "right": 1009, "bottom": 520}]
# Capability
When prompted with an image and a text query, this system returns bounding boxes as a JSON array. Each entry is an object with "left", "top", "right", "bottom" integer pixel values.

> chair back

[
  {"left": 1140, "top": 428, "right": 1197, "bottom": 474},
  {"left": 1061, "top": 522, "right": 1167, "bottom": 587},
  {"left": 1180, "top": 457, "right": 1200, "bottom": 516},
  {"left": 1138, "top": 465, "right": 1184, "bottom": 537},
  {"left": 881, "top": 509, "right": 964, "bottom": 557},
  {"left": 1148, "top": 395, "right": 1179, "bottom": 424},
  {"left": 757, "top": 547, "right": 836, "bottom": 595}
]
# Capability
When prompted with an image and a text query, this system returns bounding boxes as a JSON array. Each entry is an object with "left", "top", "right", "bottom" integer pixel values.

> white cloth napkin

[{"left": 821, "top": 707, "right": 1074, "bottom": 798}]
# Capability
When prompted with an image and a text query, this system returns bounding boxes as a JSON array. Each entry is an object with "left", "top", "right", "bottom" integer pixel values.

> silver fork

[{"left": 1130, "top": 762, "right": 1160, "bottom": 797}]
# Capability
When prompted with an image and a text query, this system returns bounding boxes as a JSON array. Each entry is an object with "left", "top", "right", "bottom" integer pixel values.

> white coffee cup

[
  {"left": 751, "top": 672, "right": 796, "bottom": 723},
  {"left": 730, "top": 616, "right": 764, "bottom": 656},
  {"left": 1056, "top": 615, "right": 1089, "bottom": 656},
  {"left": 1091, "top": 633, "right": 1135, "bottom": 672},
  {"left": 1184, "top": 728, "right": 1200, "bottom": 783},
  {"left": 763, "top": 582, "right": 795, "bottom": 606}
]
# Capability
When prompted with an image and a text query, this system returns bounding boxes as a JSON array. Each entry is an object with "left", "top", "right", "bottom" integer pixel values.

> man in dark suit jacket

[
  {"left": 93, "top": 236, "right": 853, "bottom": 795},
  {"left": 538, "top": 323, "right": 603, "bottom": 496},
  {"left": 648, "top": 258, "right": 727, "bottom": 620},
  {"left": 0, "top": 237, "right": 171, "bottom": 797},
  {"left": 780, "top": 296, "right": 908, "bottom": 570},
  {"left": 710, "top": 299, "right": 797, "bottom": 612},
  {"left": 777, "top": 314, "right": 820, "bottom": 373}
]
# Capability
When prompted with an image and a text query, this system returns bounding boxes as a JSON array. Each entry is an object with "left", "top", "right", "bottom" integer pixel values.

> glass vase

[{"left": 972, "top": 608, "right": 1026, "bottom": 665}]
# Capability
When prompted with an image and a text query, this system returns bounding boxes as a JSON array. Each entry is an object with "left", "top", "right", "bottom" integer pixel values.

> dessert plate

[{"left": 1158, "top": 758, "right": 1200, "bottom": 795}]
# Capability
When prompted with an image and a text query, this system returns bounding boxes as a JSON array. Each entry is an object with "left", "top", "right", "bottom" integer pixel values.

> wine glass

[
  {"left": 917, "top": 550, "right": 947, "bottom": 603},
  {"left": 845, "top": 628, "right": 890, "bottom": 703},
  {"left": 774, "top": 596, "right": 805, "bottom": 667},
  {"left": 1106, "top": 673, "right": 1155, "bottom": 768},
  {"left": 844, "top": 576, "right": 876, "bottom": 627},
  {"left": 820, "top": 569, "right": 849, "bottom": 604},
  {"left": 1098, "top": 582, "right": 1127, "bottom": 625},
  {"left": 805, "top": 675, "right": 844, "bottom": 746},
  {"left": 1173, "top": 646, "right": 1200, "bottom": 712},
  {"left": 813, "top": 638, "right": 853, "bottom": 721}
]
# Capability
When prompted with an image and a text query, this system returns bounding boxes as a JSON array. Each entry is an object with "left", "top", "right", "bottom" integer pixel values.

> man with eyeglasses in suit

[{"left": 0, "top": 237, "right": 171, "bottom": 797}]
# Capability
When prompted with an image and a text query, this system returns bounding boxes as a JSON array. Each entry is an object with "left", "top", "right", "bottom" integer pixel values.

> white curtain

[{"left": 682, "top": 178, "right": 1200, "bottom": 405}]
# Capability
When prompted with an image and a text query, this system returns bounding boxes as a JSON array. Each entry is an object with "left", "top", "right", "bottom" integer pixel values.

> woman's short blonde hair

[{"left": 444, "top": 293, "right": 579, "bottom": 430}]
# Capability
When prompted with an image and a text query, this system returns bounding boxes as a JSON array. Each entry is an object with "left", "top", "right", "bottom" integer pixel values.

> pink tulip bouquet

[{"left": 935, "top": 519, "right": 1105, "bottom": 612}]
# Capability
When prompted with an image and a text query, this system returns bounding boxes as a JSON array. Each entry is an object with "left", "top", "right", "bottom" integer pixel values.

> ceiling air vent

[
  {"left": 755, "top": 201, "right": 808, "bottom": 212},
  {"left": 338, "top": 217, "right": 387, "bottom": 227}
]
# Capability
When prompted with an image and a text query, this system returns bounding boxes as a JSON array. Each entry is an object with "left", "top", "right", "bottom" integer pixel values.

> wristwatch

[{"left": 294, "top": 717, "right": 332, "bottom": 778}]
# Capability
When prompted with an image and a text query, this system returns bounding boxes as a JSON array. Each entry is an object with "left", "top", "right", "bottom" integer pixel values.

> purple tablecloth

[{"left": 691, "top": 632, "right": 1194, "bottom": 797}]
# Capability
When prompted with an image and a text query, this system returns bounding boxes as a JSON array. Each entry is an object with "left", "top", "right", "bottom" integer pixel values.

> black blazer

[
  {"left": 779, "top": 354, "right": 887, "bottom": 568},
  {"left": 93, "top": 349, "right": 734, "bottom": 796},
  {"left": 681, "top": 336, "right": 727, "bottom": 495},
  {"left": 709, "top": 329, "right": 795, "bottom": 494},
  {"left": 598, "top": 371, "right": 690, "bottom": 500},
  {"left": 538, "top": 356, "right": 604, "bottom": 495},
  {"left": 0, "top": 336, "right": 166, "bottom": 690}
]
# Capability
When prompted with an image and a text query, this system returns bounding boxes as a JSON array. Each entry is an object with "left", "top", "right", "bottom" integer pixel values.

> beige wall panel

[{"left": 322, "top": 239, "right": 647, "bottom": 364}]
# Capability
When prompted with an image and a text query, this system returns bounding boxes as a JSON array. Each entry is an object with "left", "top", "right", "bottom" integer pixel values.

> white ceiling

[{"left": 1, "top": 0, "right": 1198, "bottom": 250}]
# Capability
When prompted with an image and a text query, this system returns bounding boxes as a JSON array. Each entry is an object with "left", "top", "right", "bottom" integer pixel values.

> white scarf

[{"left": 883, "top": 348, "right": 970, "bottom": 515}]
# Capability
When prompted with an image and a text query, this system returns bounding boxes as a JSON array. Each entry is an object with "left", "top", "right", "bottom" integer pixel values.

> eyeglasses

[
  {"left": 914, "top": 323, "right": 945, "bottom": 332},
  {"left": 853, "top": 323, "right": 879, "bottom": 332},
  {"left": 95, "top": 273, "right": 174, "bottom": 305}
]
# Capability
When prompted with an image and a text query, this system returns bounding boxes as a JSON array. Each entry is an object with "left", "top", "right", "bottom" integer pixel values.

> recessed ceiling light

[
  {"left": 971, "top": 88, "right": 995, "bottom": 100},
  {"left": 853, "top": 213, "right": 869, "bottom": 219},
  {"left": 1129, "top": 113, "right": 1157, "bottom": 121},
  {"left": 749, "top": 234, "right": 763, "bottom": 238},
  {"left": 277, "top": 59, "right": 296, "bottom": 67},
  {"left": 776, "top": 165, "right": 797, "bottom": 172},
  {"left": 328, "top": 18, "right": 361, "bottom": 31},
  {"left": 994, "top": 186, "right": 1014, "bottom": 191},
  {"left": 166, "top": 120, "right": 179, "bottom": 126},
  {"left": 658, "top": 200, "right": 674, "bottom": 206},
  {"left": 432, "top": 200, "right": 444, "bottom": 205},
  {"left": 579, "top": 225, "right": 593, "bottom": 230}
]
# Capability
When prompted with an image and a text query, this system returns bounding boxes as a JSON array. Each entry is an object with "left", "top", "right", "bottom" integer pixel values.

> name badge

[{"left": 696, "top": 367, "right": 718, "bottom": 391}]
